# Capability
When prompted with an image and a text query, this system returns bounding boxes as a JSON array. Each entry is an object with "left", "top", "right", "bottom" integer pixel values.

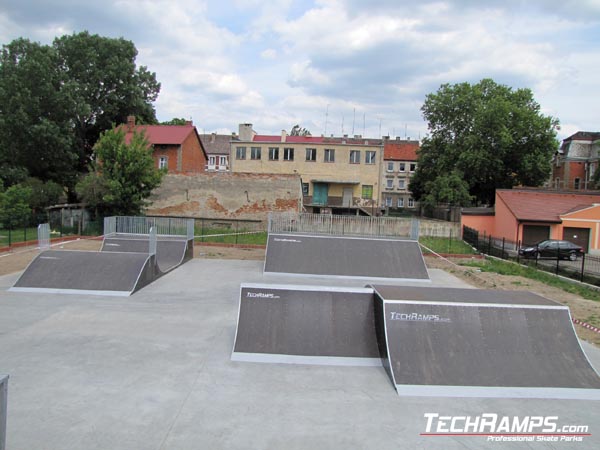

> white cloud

[
  {"left": 0, "top": 0, "right": 599, "bottom": 139},
  {"left": 260, "top": 48, "right": 277, "bottom": 59}
]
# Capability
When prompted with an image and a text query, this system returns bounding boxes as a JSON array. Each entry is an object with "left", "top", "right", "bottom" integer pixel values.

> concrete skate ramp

[
  {"left": 102, "top": 234, "right": 193, "bottom": 272},
  {"left": 264, "top": 233, "right": 429, "bottom": 281},
  {"left": 232, "top": 284, "right": 381, "bottom": 366},
  {"left": 11, "top": 250, "right": 155, "bottom": 296},
  {"left": 372, "top": 285, "right": 600, "bottom": 399}
]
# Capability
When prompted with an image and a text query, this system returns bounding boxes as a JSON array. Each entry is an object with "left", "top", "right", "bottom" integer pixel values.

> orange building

[
  {"left": 121, "top": 116, "right": 208, "bottom": 174},
  {"left": 462, "top": 189, "right": 600, "bottom": 253}
]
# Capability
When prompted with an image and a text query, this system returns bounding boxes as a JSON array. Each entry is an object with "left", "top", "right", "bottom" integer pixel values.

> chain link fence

[{"left": 463, "top": 226, "right": 600, "bottom": 285}]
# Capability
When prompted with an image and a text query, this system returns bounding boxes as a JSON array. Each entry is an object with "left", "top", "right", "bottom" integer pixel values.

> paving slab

[{"left": 0, "top": 259, "right": 598, "bottom": 449}]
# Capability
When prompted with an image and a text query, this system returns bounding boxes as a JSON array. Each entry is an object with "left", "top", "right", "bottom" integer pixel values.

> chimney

[
  {"left": 211, "top": 132, "right": 216, "bottom": 143},
  {"left": 185, "top": 120, "right": 193, "bottom": 126},
  {"left": 281, "top": 130, "right": 287, "bottom": 143},
  {"left": 239, "top": 123, "right": 254, "bottom": 142},
  {"left": 127, "top": 115, "right": 135, "bottom": 132}
]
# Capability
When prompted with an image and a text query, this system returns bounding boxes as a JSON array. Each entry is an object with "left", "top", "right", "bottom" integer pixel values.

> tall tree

[
  {"left": 0, "top": 32, "right": 160, "bottom": 192},
  {"left": 77, "top": 127, "right": 164, "bottom": 216},
  {"left": 0, "top": 39, "right": 77, "bottom": 185},
  {"left": 410, "top": 79, "right": 559, "bottom": 206},
  {"left": 53, "top": 31, "right": 160, "bottom": 168},
  {"left": 290, "top": 124, "right": 312, "bottom": 136}
]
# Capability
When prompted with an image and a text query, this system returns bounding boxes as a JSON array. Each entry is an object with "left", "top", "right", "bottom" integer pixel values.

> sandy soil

[{"left": 2, "top": 241, "right": 599, "bottom": 346}]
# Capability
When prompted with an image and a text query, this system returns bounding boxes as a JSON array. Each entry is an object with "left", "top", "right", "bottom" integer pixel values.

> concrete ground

[{"left": 0, "top": 260, "right": 599, "bottom": 449}]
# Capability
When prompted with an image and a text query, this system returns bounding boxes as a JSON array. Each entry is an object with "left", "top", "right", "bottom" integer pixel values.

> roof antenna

[{"left": 324, "top": 104, "right": 329, "bottom": 136}]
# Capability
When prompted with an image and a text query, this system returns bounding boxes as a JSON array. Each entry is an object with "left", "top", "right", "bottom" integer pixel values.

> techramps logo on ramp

[
  {"left": 389, "top": 312, "right": 451, "bottom": 323},
  {"left": 421, "top": 413, "right": 590, "bottom": 443},
  {"left": 246, "top": 291, "right": 280, "bottom": 299}
]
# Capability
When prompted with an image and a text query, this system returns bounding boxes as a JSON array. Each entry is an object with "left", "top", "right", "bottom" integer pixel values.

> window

[
  {"left": 324, "top": 148, "right": 335, "bottom": 162},
  {"left": 219, "top": 156, "right": 227, "bottom": 166},
  {"left": 306, "top": 148, "right": 317, "bottom": 162},
  {"left": 302, "top": 183, "right": 309, "bottom": 196},
  {"left": 574, "top": 177, "right": 581, "bottom": 190},
  {"left": 350, "top": 150, "right": 360, "bottom": 164},
  {"left": 397, "top": 198, "right": 404, "bottom": 208},
  {"left": 361, "top": 185, "right": 373, "bottom": 199},
  {"left": 251, "top": 147, "right": 261, "bottom": 160},
  {"left": 408, "top": 198, "right": 415, "bottom": 208},
  {"left": 385, "top": 197, "right": 392, "bottom": 207},
  {"left": 158, "top": 156, "right": 168, "bottom": 169},
  {"left": 410, "top": 163, "right": 416, "bottom": 172},
  {"left": 387, "top": 162, "right": 394, "bottom": 172},
  {"left": 399, "top": 162, "right": 406, "bottom": 172},
  {"left": 555, "top": 177, "right": 561, "bottom": 189},
  {"left": 269, "top": 147, "right": 279, "bottom": 161},
  {"left": 236, "top": 146, "right": 246, "bottom": 160},
  {"left": 398, "top": 179, "right": 405, "bottom": 190},
  {"left": 365, "top": 151, "right": 376, "bottom": 164},
  {"left": 386, "top": 179, "right": 393, "bottom": 189},
  {"left": 284, "top": 148, "right": 294, "bottom": 161},
  {"left": 208, "top": 155, "right": 216, "bottom": 166}
]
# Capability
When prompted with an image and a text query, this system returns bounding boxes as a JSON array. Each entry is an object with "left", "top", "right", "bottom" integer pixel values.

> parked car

[{"left": 519, "top": 239, "right": 584, "bottom": 261}]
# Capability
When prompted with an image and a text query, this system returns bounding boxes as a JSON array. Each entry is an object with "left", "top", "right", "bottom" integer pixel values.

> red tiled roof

[
  {"left": 497, "top": 190, "right": 600, "bottom": 222},
  {"left": 384, "top": 141, "right": 419, "bottom": 161},
  {"left": 252, "top": 135, "right": 325, "bottom": 144},
  {"left": 120, "top": 124, "right": 195, "bottom": 145}
]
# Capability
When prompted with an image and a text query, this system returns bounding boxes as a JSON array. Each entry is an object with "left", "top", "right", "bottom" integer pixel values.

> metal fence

[
  {"left": 268, "top": 212, "right": 463, "bottom": 240},
  {"left": 0, "top": 374, "right": 7, "bottom": 450},
  {"left": 37, "top": 223, "right": 50, "bottom": 250},
  {"left": 268, "top": 212, "right": 419, "bottom": 239},
  {"left": 104, "top": 216, "right": 194, "bottom": 239},
  {"left": 463, "top": 226, "right": 600, "bottom": 285}
]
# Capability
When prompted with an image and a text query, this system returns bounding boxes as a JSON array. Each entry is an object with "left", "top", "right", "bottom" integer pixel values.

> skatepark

[{"left": 1, "top": 214, "right": 600, "bottom": 449}]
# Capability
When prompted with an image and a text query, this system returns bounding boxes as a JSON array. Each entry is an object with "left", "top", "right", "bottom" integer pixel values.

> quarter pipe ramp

[
  {"left": 371, "top": 285, "right": 600, "bottom": 399},
  {"left": 264, "top": 233, "right": 429, "bottom": 281}
]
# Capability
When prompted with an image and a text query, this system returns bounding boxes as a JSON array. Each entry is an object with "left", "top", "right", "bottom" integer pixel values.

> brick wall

[{"left": 146, "top": 172, "right": 302, "bottom": 220}]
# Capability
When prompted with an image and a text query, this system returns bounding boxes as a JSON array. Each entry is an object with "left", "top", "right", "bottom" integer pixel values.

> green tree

[
  {"left": 0, "top": 38, "right": 77, "bottom": 185},
  {"left": 0, "top": 32, "right": 161, "bottom": 192},
  {"left": 290, "top": 124, "right": 312, "bottom": 136},
  {"left": 420, "top": 171, "right": 474, "bottom": 209},
  {"left": 83, "top": 126, "right": 164, "bottom": 216},
  {"left": 410, "top": 79, "right": 559, "bottom": 206},
  {"left": 0, "top": 184, "right": 32, "bottom": 229},
  {"left": 75, "top": 171, "right": 110, "bottom": 219},
  {"left": 53, "top": 31, "right": 160, "bottom": 168},
  {"left": 161, "top": 118, "right": 188, "bottom": 125}
]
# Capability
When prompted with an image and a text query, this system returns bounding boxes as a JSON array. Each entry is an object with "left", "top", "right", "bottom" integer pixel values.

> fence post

[
  {"left": 235, "top": 221, "right": 239, "bottom": 245},
  {"left": 581, "top": 253, "right": 586, "bottom": 282},
  {"left": 517, "top": 240, "right": 520, "bottom": 263},
  {"left": 501, "top": 238, "right": 505, "bottom": 259},
  {"left": 556, "top": 246, "right": 560, "bottom": 275},
  {"left": 449, "top": 227, "right": 452, "bottom": 254},
  {"left": 488, "top": 235, "right": 492, "bottom": 255},
  {"left": 8, "top": 228, "right": 11, "bottom": 247}
]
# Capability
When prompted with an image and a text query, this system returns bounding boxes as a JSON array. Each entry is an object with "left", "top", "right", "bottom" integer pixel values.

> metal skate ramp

[
  {"left": 232, "top": 284, "right": 380, "bottom": 366},
  {"left": 264, "top": 233, "right": 429, "bottom": 281},
  {"left": 371, "top": 285, "right": 600, "bottom": 399}
]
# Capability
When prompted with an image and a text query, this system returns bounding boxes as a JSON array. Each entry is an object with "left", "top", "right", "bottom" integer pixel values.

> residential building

[
  {"left": 552, "top": 131, "right": 600, "bottom": 190},
  {"left": 230, "top": 123, "right": 384, "bottom": 215},
  {"left": 121, "top": 116, "right": 208, "bottom": 174},
  {"left": 462, "top": 189, "right": 600, "bottom": 253},
  {"left": 199, "top": 133, "right": 230, "bottom": 172},
  {"left": 381, "top": 138, "right": 420, "bottom": 211}
]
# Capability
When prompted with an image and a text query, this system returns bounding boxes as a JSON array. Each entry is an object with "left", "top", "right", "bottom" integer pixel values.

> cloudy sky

[{"left": 1, "top": 0, "right": 599, "bottom": 140}]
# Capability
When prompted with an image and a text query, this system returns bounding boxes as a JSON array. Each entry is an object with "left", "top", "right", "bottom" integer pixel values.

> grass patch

[
  {"left": 194, "top": 228, "right": 267, "bottom": 245},
  {"left": 419, "top": 237, "right": 477, "bottom": 255},
  {"left": 0, "top": 227, "right": 43, "bottom": 246},
  {"left": 462, "top": 258, "right": 600, "bottom": 302}
]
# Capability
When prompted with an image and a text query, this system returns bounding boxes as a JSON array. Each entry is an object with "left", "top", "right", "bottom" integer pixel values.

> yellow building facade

[{"left": 230, "top": 124, "right": 384, "bottom": 214}]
